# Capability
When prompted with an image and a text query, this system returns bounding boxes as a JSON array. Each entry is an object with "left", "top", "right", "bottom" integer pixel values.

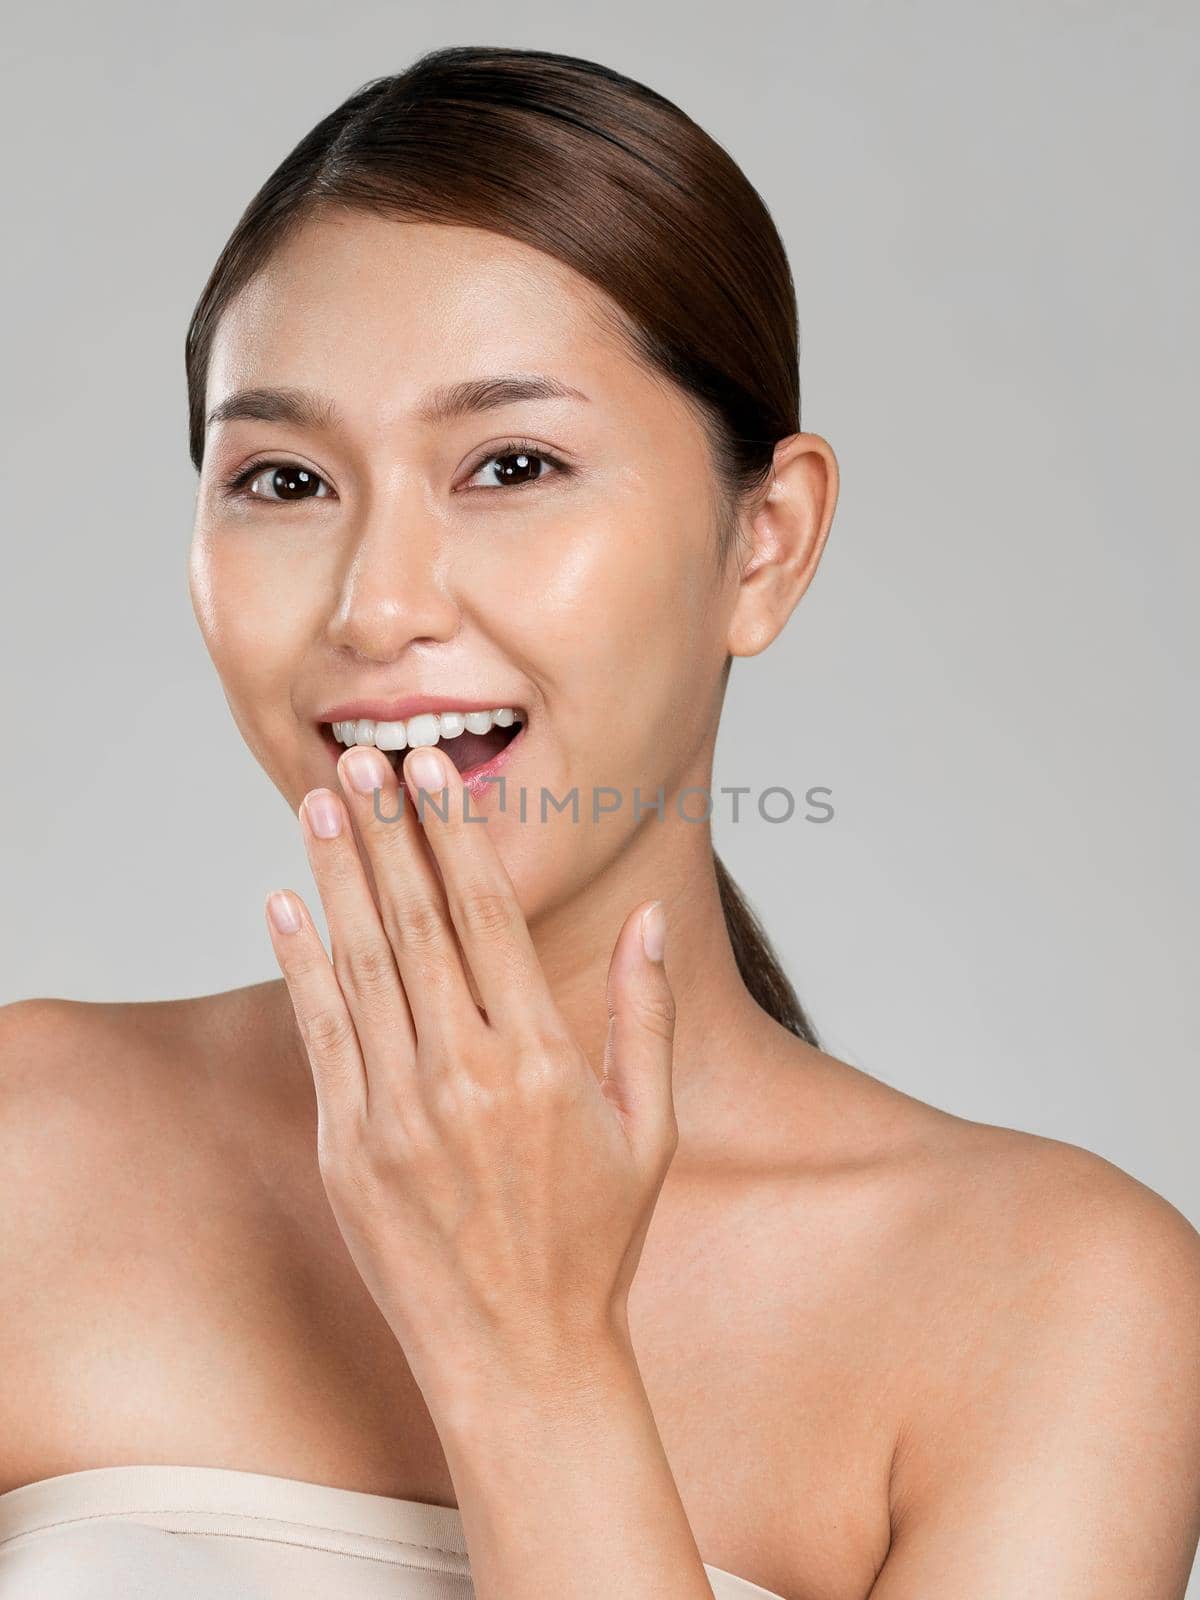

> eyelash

[{"left": 218, "top": 438, "right": 571, "bottom": 502}]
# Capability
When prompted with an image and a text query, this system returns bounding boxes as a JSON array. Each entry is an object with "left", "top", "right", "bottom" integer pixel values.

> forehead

[{"left": 206, "top": 212, "right": 648, "bottom": 422}]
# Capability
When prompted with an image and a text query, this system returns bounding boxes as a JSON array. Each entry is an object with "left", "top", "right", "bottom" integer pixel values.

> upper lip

[{"left": 317, "top": 693, "right": 525, "bottom": 725}]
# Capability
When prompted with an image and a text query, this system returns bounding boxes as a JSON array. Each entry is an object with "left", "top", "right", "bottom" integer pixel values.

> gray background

[{"left": 2, "top": 0, "right": 1197, "bottom": 1573}]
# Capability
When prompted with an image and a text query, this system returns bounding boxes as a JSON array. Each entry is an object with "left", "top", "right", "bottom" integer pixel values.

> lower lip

[{"left": 320, "top": 722, "right": 527, "bottom": 805}]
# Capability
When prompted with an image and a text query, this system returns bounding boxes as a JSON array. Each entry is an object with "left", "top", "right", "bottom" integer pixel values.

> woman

[{"left": 2, "top": 42, "right": 1199, "bottom": 1600}]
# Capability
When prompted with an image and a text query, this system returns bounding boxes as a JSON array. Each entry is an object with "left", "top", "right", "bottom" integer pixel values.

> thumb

[{"left": 601, "top": 900, "right": 678, "bottom": 1161}]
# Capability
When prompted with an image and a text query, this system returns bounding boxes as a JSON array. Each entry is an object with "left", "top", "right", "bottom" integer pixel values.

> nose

[{"left": 324, "top": 499, "right": 461, "bottom": 663}]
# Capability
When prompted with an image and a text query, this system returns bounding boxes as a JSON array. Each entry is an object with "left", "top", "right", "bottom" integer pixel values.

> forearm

[{"left": 425, "top": 1328, "right": 716, "bottom": 1600}]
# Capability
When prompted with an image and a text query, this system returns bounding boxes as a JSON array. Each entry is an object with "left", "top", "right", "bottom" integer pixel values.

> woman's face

[{"left": 189, "top": 212, "right": 748, "bottom": 919}]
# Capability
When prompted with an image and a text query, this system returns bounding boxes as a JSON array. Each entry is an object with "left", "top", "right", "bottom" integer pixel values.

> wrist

[{"left": 422, "top": 1319, "right": 640, "bottom": 1442}]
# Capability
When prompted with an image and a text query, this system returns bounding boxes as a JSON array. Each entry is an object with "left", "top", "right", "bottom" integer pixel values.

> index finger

[{"left": 401, "top": 742, "right": 554, "bottom": 1037}]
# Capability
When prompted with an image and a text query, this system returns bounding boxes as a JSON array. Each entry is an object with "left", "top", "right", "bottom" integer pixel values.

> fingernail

[
  {"left": 302, "top": 789, "right": 342, "bottom": 839},
  {"left": 343, "top": 746, "right": 390, "bottom": 795},
  {"left": 405, "top": 745, "right": 446, "bottom": 792},
  {"left": 641, "top": 900, "right": 666, "bottom": 962},
  {"left": 267, "top": 891, "right": 301, "bottom": 934}
]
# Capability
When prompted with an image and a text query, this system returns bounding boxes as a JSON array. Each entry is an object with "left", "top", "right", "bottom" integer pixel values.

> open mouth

[{"left": 320, "top": 707, "right": 526, "bottom": 784}]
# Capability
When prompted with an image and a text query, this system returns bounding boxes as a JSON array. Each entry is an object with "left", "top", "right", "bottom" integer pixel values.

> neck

[{"left": 525, "top": 809, "right": 793, "bottom": 1161}]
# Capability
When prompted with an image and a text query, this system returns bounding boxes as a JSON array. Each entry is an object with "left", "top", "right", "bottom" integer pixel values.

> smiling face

[{"left": 189, "top": 210, "right": 751, "bottom": 921}]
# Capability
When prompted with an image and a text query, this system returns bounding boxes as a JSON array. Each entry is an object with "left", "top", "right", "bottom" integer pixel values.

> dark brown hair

[{"left": 184, "top": 44, "right": 820, "bottom": 1049}]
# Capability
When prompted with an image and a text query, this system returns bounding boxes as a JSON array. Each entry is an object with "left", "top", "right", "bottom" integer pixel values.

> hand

[{"left": 264, "top": 741, "right": 678, "bottom": 1410}]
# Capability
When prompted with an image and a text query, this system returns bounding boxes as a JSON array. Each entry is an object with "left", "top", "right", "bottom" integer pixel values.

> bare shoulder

[
  {"left": 770, "top": 1036, "right": 1200, "bottom": 1297},
  {"left": 876, "top": 1086, "right": 1200, "bottom": 1241},
  {"left": 0, "top": 992, "right": 187, "bottom": 1134},
  {"left": 678, "top": 1037, "right": 1200, "bottom": 1593},
  {"left": 838, "top": 1071, "right": 1200, "bottom": 1385},
  {"left": 868, "top": 1105, "right": 1200, "bottom": 1596},
  {"left": 0, "top": 985, "right": 304, "bottom": 1493},
  {"left": 770, "top": 1039, "right": 1200, "bottom": 1594},
  {"left": 0, "top": 989, "right": 214, "bottom": 1068},
  {"left": 893, "top": 1110, "right": 1200, "bottom": 1337},
  {"left": 0, "top": 981, "right": 291, "bottom": 1095},
  {"left": 0, "top": 983, "right": 290, "bottom": 1233}
]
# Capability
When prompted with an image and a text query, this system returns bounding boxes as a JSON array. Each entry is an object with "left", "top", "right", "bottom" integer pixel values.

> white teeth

[
  {"left": 329, "top": 707, "right": 524, "bottom": 749},
  {"left": 405, "top": 713, "right": 441, "bottom": 748},
  {"left": 375, "top": 721, "right": 407, "bottom": 750}
]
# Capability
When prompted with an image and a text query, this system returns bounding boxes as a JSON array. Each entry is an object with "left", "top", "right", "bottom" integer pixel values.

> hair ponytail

[{"left": 713, "top": 852, "right": 819, "bottom": 1046}]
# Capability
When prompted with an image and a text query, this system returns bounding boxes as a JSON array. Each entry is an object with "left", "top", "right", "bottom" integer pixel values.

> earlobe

[{"left": 725, "top": 433, "right": 838, "bottom": 659}]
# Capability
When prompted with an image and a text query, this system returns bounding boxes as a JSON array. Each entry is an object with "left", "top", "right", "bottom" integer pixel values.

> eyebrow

[{"left": 205, "top": 374, "right": 589, "bottom": 433}]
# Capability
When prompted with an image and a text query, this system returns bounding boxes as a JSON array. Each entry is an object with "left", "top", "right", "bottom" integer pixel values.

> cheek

[
  {"left": 466, "top": 508, "right": 719, "bottom": 770},
  {"left": 472, "top": 501, "right": 703, "bottom": 656},
  {"left": 188, "top": 532, "right": 316, "bottom": 712}
]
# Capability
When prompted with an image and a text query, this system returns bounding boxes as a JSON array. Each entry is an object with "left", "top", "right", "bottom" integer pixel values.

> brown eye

[
  {"left": 222, "top": 459, "right": 334, "bottom": 502},
  {"left": 464, "top": 440, "right": 569, "bottom": 492},
  {"left": 484, "top": 450, "right": 543, "bottom": 487}
]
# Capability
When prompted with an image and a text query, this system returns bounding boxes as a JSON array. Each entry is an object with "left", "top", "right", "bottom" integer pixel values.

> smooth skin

[{"left": 2, "top": 212, "right": 1200, "bottom": 1598}]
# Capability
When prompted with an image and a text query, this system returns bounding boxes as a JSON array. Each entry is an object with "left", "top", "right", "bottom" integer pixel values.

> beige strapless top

[{"left": 0, "top": 1463, "right": 788, "bottom": 1598}]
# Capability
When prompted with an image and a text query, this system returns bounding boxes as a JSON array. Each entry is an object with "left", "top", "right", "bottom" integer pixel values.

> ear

[{"left": 725, "top": 433, "right": 838, "bottom": 659}]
